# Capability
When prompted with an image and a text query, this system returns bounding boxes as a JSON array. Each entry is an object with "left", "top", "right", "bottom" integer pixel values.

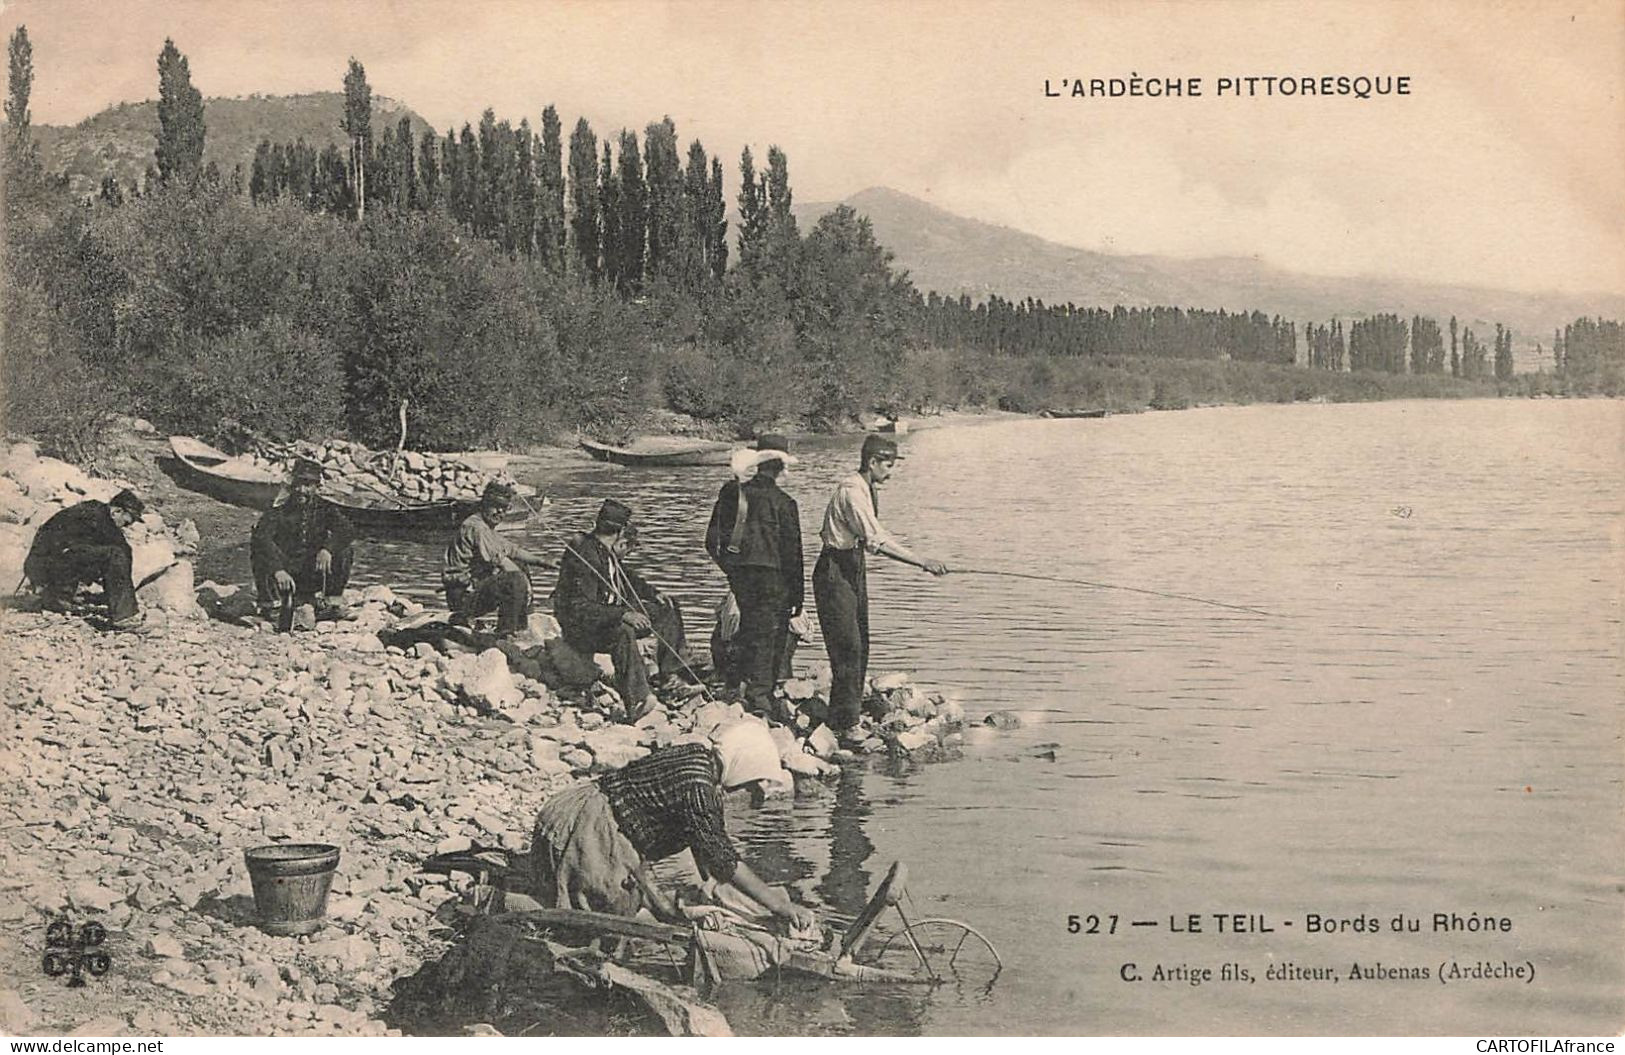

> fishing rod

[
  {"left": 559, "top": 540, "right": 715, "bottom": 698},
  {"left": 955, "top": 567, "right": 1277, "bottom": 617}
]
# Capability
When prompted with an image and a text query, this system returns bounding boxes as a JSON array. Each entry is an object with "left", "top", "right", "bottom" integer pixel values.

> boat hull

[
  {"left": 580, "top": 438, "right": 733, "bottom": 467},
  {"left": 169, "top": 436, "right": 485, "bottom": 535}
]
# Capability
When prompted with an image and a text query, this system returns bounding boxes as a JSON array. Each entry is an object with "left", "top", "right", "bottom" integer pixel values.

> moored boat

[
  {"left": 168, "top": 435, "right": 492, "bottom": 534},
  {"left": 580, "top": 436, "right": 733, "bottom": 467},
  {"left": 1039, "top": 408, "right": 1110, "bottom": 419},
  {"left": 167, "top": 435, "right": 286, "bottom": 509}
]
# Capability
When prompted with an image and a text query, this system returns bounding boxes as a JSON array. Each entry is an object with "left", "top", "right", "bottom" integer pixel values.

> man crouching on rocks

[
  {"left": 251, "top": 457, "right": 355, "bottom": 627},
  {"left": 525, "top": 720, "right": 815, "bottom": 931},
  {"left": 443, "top": 481, "right": 553, "bottom": 636},
  {"left": 23, "top": 487, "right": 146, "bottom": 630}
]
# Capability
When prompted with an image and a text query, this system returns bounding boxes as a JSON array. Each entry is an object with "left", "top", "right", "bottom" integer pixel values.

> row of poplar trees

[
  {"left": 914, "top": 297, "right": 1300, "bottom": 364},
  {"left": 1304, "top": 314, "right": 1513, "bottom": 380},
  {"left": 247, "top": 59, "right": 808, "bottom": 296}
]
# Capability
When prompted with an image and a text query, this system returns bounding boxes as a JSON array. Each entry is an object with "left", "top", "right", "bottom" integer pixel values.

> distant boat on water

[
  {"left": 1039, "top": 408, "right": 1110, "bottom": 419},
  {"left": 579, "top": 436, "right": 734, "bottom": 468}
]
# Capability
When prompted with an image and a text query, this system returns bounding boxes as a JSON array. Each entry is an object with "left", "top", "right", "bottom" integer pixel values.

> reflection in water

[{"left": 818, "top": 764, "right": 876, "bottom": 919}]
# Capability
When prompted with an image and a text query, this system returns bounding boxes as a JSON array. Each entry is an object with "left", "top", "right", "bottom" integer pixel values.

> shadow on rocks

[{"left": 382, "top": 914, "right": 659, "bottom": 1037}]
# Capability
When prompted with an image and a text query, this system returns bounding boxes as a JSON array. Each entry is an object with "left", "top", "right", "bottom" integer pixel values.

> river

[{"left": 206, "top": 399, "right": 1625, "bottom": 1035}]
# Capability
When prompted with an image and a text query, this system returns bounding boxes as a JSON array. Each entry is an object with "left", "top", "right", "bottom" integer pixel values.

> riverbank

[{"left": 0, "top": 439, "right": 978, "bottom": 1037}]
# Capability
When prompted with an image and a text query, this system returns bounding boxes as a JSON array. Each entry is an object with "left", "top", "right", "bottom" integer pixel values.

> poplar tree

[
  {"left": 567, "top": 117, "right": 600, "bottom": 280},
  {"left": 341, "top": 58, "right": 371, "bottom": 220},
  {"left": 707, "top": 156, "right": 728, "bottom": 279},
  {"left": 1449, "top": 316, "right": 1459, "bottom": 378},
  {"left": 642, "top": 117, "right": 682, "bottom": 280},
  {"left": 736, "top": 146, "right": 766, "bottom": 273},
  {"left": 762, "top": 146, "right": 799, "bottom": 280},
  {"left": 417, "top": 128, "right": 440, "bottom": 209},
  {"left": 6, "top": 25, "right": 33, "bottom": 161},
  {"left": 459, "top": 124, "right": 479, "bottom": 229},
  {"left": 514, "top": 118, "right": 537, "bottom": 254},
  {"left": 155, "top": 38, "right": 207, "bottom": 187},
  {"left": 395, "top": 115, "right": 416, "bottom": 211},
  {"left": 1494, "top": 324, "right": 1514, "bottom": 380},
  {"left": 681, "top": 140, "right": 712, "bottom": 284},
  {"left": 599, "top": 140, "right": 622, "bottom": 289},
  {"left": 538, "top": 105, "right": 565, "bottom": 270},
  {"left": 615, "top": 129, "right": 647, "bottom": 293}
]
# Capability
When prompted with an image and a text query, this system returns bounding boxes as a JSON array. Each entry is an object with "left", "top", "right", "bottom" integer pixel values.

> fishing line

[{"left": 956, "top": 567, "right": 1278, "bottom": 617}]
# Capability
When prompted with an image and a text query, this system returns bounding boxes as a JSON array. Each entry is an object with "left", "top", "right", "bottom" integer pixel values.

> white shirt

[{"left": 819, "top": 473, "right": 898, "bottom": 554}]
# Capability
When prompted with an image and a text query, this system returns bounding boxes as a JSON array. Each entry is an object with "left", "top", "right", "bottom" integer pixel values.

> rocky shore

[{"left": 0, "top": 441, "right": 976, "bottom": 1037}]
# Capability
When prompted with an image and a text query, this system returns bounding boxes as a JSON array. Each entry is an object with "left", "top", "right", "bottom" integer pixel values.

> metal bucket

[{"left": 244, "top": 843, "right": 340, "bottom": 936}]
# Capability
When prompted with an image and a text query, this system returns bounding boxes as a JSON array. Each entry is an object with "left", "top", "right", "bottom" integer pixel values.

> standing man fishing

[{"left": 813, "top": 435, "right": 950, "bottom": 742}]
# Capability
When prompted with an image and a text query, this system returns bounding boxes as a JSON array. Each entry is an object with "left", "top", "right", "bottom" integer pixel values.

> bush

[{"left": 1, "top": 278, "right": 124, "bottom": 468}]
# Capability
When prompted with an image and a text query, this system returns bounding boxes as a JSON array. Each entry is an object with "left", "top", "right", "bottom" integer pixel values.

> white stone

[
  {"left": 137, "top": 560, "right": 204, "bottom": 617},
  {"left": 895, "top": 729, "right": 934, "bottom": 752},
  {"left": 871, "top": 672, "right": 910, "bottom": 693},
  {"left": 9, "top": 456, "right": 90, "bottom": 503},
  {"left": 460, "top": 648, "right": 522, "bottom": 711},
  {"left": 806, "top": 724, "right": 839, "bottom": 759},
  {"left": 129, "top": 537, "right": 177, "bottom": 588}
]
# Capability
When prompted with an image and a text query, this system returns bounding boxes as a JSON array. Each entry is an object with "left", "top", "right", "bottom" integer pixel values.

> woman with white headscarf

[{"left": 524, "top": 719, "right": 813, "bottom": 929}]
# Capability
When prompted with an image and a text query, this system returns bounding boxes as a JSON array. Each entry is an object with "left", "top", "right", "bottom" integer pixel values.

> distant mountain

[
  {"left": 796, "top": 187, "right": 1625, "bottom": 360},
  {"left": 33, "top": 92, "right": 431, "bottom": 200}
]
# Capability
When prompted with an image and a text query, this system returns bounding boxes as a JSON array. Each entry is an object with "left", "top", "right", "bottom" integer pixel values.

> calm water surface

[{"left": 209, "top": 399, "right": 1625, "bottom": 1034}]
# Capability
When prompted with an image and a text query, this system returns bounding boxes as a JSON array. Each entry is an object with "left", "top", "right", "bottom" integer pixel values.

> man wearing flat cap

[
  {"left": 554, "top": 499, "right": 660, "bottom": 717},
  {"left": 704, "top": 434, "right": 804, "bottom": 710},
  {"left": 24, "top": 488, "right": 147, "bottom": 629},
  {"left": 814, "top": 435, "right": 950, "bottom": 740},
  {"left": 251, "top": 457, "right": 356, "bottom": 625},
  {"left": 443, "top": 480, "right": 554, "bottom": 636}
]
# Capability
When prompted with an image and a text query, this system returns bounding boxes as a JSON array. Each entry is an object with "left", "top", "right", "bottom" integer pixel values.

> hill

[
  {"left": 797, "top": 187, "right": 1625, "bottom": 362},
  {"left": 32, "top": 92, "right": 431, "bottom": 200}
]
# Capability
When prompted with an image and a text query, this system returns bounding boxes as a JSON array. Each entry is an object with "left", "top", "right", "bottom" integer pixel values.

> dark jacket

[
  {"left": 250, "top": 497, "right": 355, "bottom": 575},
  {"left": 553, "top": 532, "right": 629, "bottom": 646},
  {"left": 704, "top": 475, "right": 804, "bottom": 609},
  {"left": 25, "top": 501, "right": 129, "bottom": 571}
]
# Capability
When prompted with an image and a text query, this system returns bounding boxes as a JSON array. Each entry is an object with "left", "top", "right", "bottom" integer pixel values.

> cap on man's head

[
  {"left": 482, "top": 480, "right": 516, "bottom": 508},
  {"left": 860, "top": 434, "right": 900, "bottom": 465},
  {"left": 109, "top": 489, "right": 145, "bottom": 518},
  {"left": 755, "top": 433, "right": 791, "bottom": 456},
  {"left": 594, "top": 498, "right": 633, "bottom": 532},
  {"left": 290, "top": 458, "right": 324, "bottom": 483}
]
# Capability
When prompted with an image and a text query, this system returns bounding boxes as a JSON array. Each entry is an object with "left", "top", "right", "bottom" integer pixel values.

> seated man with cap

[
  {"left": 553, "top": 499, "right": 662, "bottom": 717},
  {"left": 24, "top": 488, "right": 147, "bottom": 630},
  {"left": 525, "top": 719, "right": 815, "bottom": 931},
  {"left": 443, "top": 481, "right": 554, "bottom": 636},
  {"left": 251, "top": 457, "right": 356, "bottom": 624}
]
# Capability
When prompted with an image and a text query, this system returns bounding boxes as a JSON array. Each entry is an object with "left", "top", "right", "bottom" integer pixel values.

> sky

[{"left": 3, "top": 0, "right": 1622, "bottom": 296}]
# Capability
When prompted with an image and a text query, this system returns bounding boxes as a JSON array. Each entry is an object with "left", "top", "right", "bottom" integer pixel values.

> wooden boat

[
  {"left": 322, "top": 488, "right": 480, "bottom": 533},
  {"left": 169, "top": 435, "right": 482, "bottom": 533},
  {"left": 580, "top": 436, "right": 733, "bottom": 467},
  {"left": 1039, "top": 408, "right": 1109, "bottom": 419},
  {"left": 167, "top": 435, "right": 286, "bottom": 509}
]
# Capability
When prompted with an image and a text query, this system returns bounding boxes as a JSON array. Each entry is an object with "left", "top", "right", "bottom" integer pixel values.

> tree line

[{"left": 5, "top": 27, "right": 1622, "bottom": 465}]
